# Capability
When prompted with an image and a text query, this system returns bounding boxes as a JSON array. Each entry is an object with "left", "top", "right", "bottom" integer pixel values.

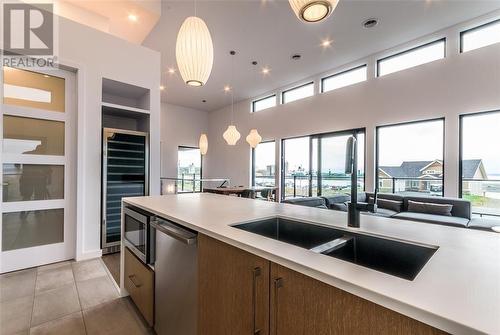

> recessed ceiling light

[
  {"left": 321, "top": 39, "right": 332, "bottom": 48},
  {"left": 160, "top": 85, "right": 165, "bottom": 90},
  {"left": 363, "top": 18, "right": 379, "bottom": 29},
  {"left": 224, "top": 85, "right": 231, "bottom": 92},
  {"left": 168, "top": 68, "right": 176, "bottom": 74},
  {"left": 128, "top": 14, "right": 138, "bottom": 22},
  {"left": 262, "top": 67, "right": 270, "bottom": 74}
]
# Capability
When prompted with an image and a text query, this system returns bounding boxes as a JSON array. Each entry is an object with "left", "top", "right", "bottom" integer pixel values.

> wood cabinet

[
  {"left": 270, "top": 263, "right": 447, "bottom": 335},
  {"left": 198, "top": 234, "right": 448, "bottom": 335},
  {"left": 198, "top": 234, "right": 270, "bottom": 335},
  {"left": 124, "top": 247, "right": 154, "bottom": 326}
]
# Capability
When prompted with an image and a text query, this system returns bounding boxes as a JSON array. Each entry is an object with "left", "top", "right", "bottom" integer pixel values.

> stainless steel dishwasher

[{"left": 151, "top": 217, "right": 198, "bottom": 335}]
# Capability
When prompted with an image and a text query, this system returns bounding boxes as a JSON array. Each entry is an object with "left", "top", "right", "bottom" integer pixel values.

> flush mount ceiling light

[
  {"left": 199, "top": 133, "right": 208, "bottom": 155},
  {"left": 128, "top": 14, "right": 138, "bottom": 22},
  {"left": 176, "top": 15, "right": 214, "bottom": 87},
  {"left": 246, "top": 129, "right": 262, "bottom": 148},
  {"left": 289, "top": 0, "right": 339, "bottom": 23},
  {"left": 321, "top": 38, "right": 332, "bottom": 47}
]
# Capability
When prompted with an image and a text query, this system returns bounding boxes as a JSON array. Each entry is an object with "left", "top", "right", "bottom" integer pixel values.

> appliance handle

[
  {"left": 151, "top": 219, "right": 197, "bottom": 245},
  {"left": 252, "top": 267, "right": 262, "bottom": 335},
  {"left": 123, "top": 207, "right": 148, "bottom": 224}
]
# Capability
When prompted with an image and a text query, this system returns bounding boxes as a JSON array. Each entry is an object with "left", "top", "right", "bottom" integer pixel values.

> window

[
  {"left": 281, "top": 129, "right": 365, "bottom": 199},
  {"left": 252, "top": 95, "right": 276, "bottom": 113},
  {"left": 281, "top": 82, "right": 314, "bottom": 104},
  {"left": 461, "top": 19, "right": 500, "bottom": 53},
  {"left": 3, "top": 115, "right": 65, "bottom": 156},
  {"left": 377, "top": 39, "right": 446, "bottom": 77},
  {"left": 252, "top": 141, "right": 276, "bottom": 187},
  {"left": 3, "top": 67, "right": 65, "bottom": 112},
  {"left": 321, "top": 65, "right": 367, "bottom": 93},
  {"left": 376, "top": 119, "right": 444, "bottom": 196},
  {"left": 177, "top": 146, "right": 202, "bottom": 193},
  {"left": 460, "top": 111, "right": 500, "bottom": 217}
]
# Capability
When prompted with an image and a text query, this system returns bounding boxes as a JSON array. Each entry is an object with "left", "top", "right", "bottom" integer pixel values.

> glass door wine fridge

[{"left": 102, "top": 128, "right": 149, "bottom": 252}]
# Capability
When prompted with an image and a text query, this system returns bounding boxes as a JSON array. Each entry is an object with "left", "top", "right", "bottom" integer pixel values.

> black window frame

[
  {"left": 375, "top": 117, "right": 446, "bottom": 196},
  {"left": 460, "top": 18, "right": 500, "bottom": 53},
  {"left": 280, "top": 128, "right": 366, "bottom": 201},
  {"left": 281, "top": 81, "right": 315, "bottom": 104},
  {"left": 251, "top": 94, "right": 277, "bottom": 113},
  {"left": 251, "top": 140, "right": 276, "bottom": 187},
  {"left": 459, "top": 110, "right": 500, "bottom": 217},
  {"left": 177, "top": 145, "right": 203, "bottom": 192},
  {"left": 320, "top": 64, "right": 367, "bottom": 93},
  {"left": 376, "top": 38, "right": 447, "bottom": 77}
]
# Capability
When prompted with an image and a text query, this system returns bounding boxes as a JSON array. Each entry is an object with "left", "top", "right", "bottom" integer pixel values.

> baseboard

[{"left": 76, "top": 249, "right": 103, "bottom": 262}]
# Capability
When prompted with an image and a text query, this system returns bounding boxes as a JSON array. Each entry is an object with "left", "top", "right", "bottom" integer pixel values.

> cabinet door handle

[
  {"left": 128, "top": 274, "right": 142, "bottom": 288},
  {"left": 273, "top": 277, "right": 283, "bottom": 335},
  {"left": 252, "top": 267, "right": 262, "bottom": 335}
]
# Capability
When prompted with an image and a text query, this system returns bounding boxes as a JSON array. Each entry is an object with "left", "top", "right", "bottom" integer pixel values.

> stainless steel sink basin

[
  {"left": 232, "top": 217, "right": 438, "bottom": 281},
  {"left": 233, "top": 216, "right": 345, "bottom": 249}
]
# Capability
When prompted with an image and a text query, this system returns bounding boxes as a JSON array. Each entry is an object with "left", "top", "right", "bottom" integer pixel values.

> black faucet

[{"left": 345, "top": 136, "right": 378, "bottom": 228}]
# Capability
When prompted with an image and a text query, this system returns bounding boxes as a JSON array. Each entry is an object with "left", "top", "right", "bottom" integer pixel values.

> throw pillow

[
  {"left": 368, "top": 197, "right": 403, "bottom": 213},
  {"left": 330, "top": 203, "right": 348, "bottom": 212},
  {"left": 407, "top": 200, "right": 453, "bottom": 216}
]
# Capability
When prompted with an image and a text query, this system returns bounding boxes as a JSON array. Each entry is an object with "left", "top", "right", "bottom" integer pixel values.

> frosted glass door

[{"left": 1, "top": 67, "right": 76, "bottom": 273}]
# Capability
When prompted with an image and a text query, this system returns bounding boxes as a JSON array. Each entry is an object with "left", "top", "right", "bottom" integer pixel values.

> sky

[
  {"left": 178, "top": 148, "right": 201, "bottom": 169},
  {"left": 462, "top": 113, "right": 500, "bottom": 176}
]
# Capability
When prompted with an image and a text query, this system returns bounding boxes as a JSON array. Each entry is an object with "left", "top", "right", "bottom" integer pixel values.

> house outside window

[{"left": 377, "top": 119, "right": 445, "bottom": 196}]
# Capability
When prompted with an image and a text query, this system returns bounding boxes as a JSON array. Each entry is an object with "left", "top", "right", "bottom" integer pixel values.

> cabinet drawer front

[{"left": 124, "top": 247, "right": 154, "bottom": 326}]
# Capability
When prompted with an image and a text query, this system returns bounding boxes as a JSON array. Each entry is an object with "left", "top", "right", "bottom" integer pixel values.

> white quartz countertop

[{"left": 124, "top": 193, "right": 500, "bottom": 335}]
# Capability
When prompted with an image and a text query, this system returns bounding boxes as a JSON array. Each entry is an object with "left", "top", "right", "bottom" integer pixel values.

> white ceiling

[
  {"left": 52, "top": 0, "right": 161, "bottom": 44},
  {"left": 143, "top": 0, "right": 500, "bottom": 112}
]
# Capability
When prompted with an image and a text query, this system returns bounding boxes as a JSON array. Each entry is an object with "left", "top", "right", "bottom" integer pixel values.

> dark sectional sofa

[{"left": 282, "top": 193, "right": 499, "bottom": 232}]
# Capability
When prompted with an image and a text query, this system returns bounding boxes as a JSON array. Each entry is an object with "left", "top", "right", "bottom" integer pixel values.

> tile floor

[{"left": 0, "top": 258, "right": 152, "bottom": 335}]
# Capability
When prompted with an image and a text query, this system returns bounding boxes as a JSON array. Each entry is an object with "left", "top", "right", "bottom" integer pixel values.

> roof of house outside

[{"left": 379, "top": 159, "right": 483, "bottom": 179}]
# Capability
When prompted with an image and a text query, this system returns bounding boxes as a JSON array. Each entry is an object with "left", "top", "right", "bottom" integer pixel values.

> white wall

[
  {"left": 57, "top": 17, "right": 161, "bottom": 260},
  {"left": 160, "top": 103, "right": 208, "bottom": 178},
  {"left": 204, "top": 16, "right": 500, "bottom": 200}
]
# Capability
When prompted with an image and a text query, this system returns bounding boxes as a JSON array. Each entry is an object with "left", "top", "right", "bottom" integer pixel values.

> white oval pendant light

[
  {"left": 223, "top": 125, "right": 241, "bottom": 146},
  {"left": 246, "top": 129, "right": 262, "bottom": 148},
  {"left": 199, "top": 133, "right": 208, "bottom": 155},
  {"left": 289, "top": 0, "right": 338, "bottom": 23},
  {"left": 176, "top": 16, "right": 214, "bottom": 86}
]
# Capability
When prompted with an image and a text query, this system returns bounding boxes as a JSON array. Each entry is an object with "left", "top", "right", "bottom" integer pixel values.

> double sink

[{"left": 233, "top": 217, "right": 437, "bottom": 281}]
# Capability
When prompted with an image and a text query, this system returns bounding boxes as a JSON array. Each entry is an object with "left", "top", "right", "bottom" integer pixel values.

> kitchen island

[{"left": 122, "top": 193, "right": 500, "bottom": 335}]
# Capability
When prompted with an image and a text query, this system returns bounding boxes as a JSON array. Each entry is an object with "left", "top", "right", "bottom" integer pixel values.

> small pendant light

[
  {"left": 246, "top": 129, "right": 262, "bottom": 148},
  {"left": 223, "top": 51, "right": 241, "bottom": 146},
  {"left": 199, "top": 133, "right": 208, "bottom": 155}
]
